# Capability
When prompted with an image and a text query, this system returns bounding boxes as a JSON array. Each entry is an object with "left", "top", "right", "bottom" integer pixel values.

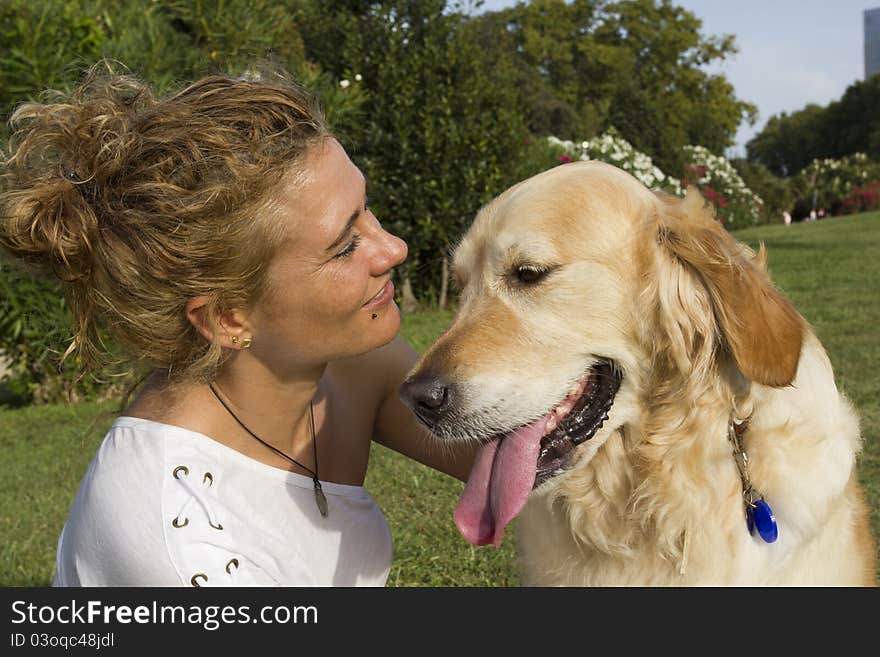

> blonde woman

[{"left": 0, "top": 64, "right": 475, "bottom": 586}]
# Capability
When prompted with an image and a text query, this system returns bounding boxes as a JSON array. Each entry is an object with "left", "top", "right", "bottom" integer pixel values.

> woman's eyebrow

[
  {"left": 325, "top": 208, "right": 360, "bottom": 252},
  {"left": 325, "top": 173, "right": 369, "bottom": 252}
]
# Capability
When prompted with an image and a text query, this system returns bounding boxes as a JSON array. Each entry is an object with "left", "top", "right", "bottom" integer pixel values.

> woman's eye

[{"left": 335, "top": 234, "right": 362, "bottom": 259}]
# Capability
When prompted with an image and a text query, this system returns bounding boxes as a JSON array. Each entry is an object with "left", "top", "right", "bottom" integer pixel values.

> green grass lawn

[{"left": 1, "top": 211, "right": 877, "bottom": 586}]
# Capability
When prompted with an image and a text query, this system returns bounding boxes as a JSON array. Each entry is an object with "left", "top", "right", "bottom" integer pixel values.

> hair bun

[
  {"left": 1, "top": 176, "right": 99, "bottom": 279},
  {"left": 1, "top": 62, "right": 152, "bottom": 278}
]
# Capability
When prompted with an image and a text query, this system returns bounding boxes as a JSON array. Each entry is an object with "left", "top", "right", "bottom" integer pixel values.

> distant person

[
  {"left": 818, "top": 208, "right": 826, "bottom": 219},
  {"left": 809, "top": 209, "right": 817, "bottom": 222},
  {"left": 0, "top": 62, "right": 478, "bottom": 586},
  {"left": 783, "top": 211, "right": 792, "bottom": 225}
]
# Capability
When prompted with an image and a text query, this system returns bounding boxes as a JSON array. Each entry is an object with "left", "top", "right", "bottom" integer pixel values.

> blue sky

[{"left": 470, "top": 0, "right": 875, "bottom": 156}]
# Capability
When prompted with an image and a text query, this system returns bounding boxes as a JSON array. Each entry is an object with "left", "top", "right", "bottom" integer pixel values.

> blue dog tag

[{"left": 752, "top": 499, "right": 778, "bottom": 543}]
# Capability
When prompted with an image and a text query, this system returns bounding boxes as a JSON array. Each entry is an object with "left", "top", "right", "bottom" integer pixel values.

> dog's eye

[{"left": 515, "top": 265, "right": 548, "bottom": 285}]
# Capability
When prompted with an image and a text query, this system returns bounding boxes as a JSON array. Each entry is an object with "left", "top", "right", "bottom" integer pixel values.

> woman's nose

[
  {"left": 370, "top": 216, "right": 407, "bottom": 269},
  {"left": 385, "top": 230, "right": 408, "bottom": 266}
]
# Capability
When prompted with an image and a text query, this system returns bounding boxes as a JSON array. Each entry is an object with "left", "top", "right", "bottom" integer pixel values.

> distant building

[{"left": 867, "top": 7, "right": 880, "bottom": 79}]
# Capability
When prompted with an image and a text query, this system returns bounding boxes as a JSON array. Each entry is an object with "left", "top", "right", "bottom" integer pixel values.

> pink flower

[{"left": 559, "top": 154, "right": 572, "bottom": 163}]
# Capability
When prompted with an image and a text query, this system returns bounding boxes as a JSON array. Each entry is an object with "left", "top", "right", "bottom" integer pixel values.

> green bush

[
  {"left": 0, "top": 259, "right": 129, "bottom": 406},
  {"left": 680, "top": 145, "right": 764, "bottom": 230},
  {"left": 731, "top": 158, "right": 793, "bottom": 225},
  {"left": 842, "top": 181, "right": 880, "bottom": 214},
  {"left": 0, "top": 0, "right": 106, "bottom": 123},
  {"left": 792, "top": 153, "right": 880, "bottom": 217},
  {"left": 506, "top": 136, "right": 570, "bottom": 183}
]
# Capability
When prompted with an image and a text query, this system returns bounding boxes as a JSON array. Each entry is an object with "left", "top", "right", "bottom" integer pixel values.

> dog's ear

[{"left": 653, "top": 187, "right": 804, "bottom": 387}]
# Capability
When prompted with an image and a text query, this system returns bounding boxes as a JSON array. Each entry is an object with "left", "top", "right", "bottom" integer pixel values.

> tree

[
  {"left": 471, "top": 0, "right": 755, "bottom": 175},
  {"left": 473, "top": 0, "right": 624, "bottom": 140},
  {"left": 820, "top": 75, "right": 880, "bottom": 161},
  {"left": 747, "top": 75, "right": 880, "bottom": 176},
  {"left": 596, "top": 0, "right": 756, "bottom": 173},
  {"left": 746, "top": 104, "right": 826, "bottom": 177}
]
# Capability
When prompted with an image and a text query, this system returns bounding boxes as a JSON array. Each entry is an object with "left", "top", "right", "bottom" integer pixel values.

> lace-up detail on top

[{"left": 171, "top": 465, "right": 224, "bottom": 531}]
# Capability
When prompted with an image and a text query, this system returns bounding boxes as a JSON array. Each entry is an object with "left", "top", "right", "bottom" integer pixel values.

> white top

[{"left": 52, "top": 416, "right": 393, "bottom": 587}]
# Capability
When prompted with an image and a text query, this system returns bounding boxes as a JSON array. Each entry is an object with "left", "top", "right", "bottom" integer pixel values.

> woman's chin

[{"left": 369, "top": 303, "right": 402, "bottom": 344}]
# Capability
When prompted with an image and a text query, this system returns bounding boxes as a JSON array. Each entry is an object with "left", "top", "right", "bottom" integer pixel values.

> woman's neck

[{"left": 211, "top": 355, "right": 327, "bottom": 450}]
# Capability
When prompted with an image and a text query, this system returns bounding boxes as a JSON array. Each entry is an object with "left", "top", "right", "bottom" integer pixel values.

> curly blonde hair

[{"left": 0, "top": 61, "right": 329, "bottom": 385}]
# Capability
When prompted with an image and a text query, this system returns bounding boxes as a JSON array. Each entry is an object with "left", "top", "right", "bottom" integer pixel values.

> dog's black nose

[{"left": 399, "top": 376, "right": 452, "bottom": 426}]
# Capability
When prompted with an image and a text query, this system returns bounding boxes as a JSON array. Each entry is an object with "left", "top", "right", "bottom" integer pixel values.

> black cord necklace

[{"left": 208, "top": 383, "right": 328, "bottom": 517}]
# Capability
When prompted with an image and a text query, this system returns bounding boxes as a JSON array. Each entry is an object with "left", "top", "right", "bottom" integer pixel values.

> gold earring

[
  {"left": 231, "top": 336, "right": 240, "bottom": 345},
  {"left": 241, "top": 337, "right": 252, "bottom": 349}
]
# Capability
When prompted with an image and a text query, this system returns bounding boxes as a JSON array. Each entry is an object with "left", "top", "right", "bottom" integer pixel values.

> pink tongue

[{"left": 454, "top": 415, "right": 550, "bottom": 547}]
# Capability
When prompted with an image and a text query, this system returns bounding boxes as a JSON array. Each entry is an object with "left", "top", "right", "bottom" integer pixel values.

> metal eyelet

[
  {"left": 225, "top": 558, "right": 239, "bottom": 574},
  {"left": 173, "top": 465, "right": 189, "bottom": 479},
  {"left": 203, "top": 472, "right": 214, "bottom": 486},
  {"left": 172, "top": 516, "right": 189, "bottom": 528},
  {"left": 190, "top": 573, "right": 208, "bottom": 587}
]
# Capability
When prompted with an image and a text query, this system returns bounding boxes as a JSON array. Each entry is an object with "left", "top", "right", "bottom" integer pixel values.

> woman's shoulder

[
  {"left": 92, "top": 416, "right": 167, "bottom": 472},
  {"left": 87, "top": 416, "right": 237, "bottom": 495},
  {"left": 80, "top": 417, "right": 198, "bottom": 509},
  {"left": 54, "top": 417, "right": 177, "bottom": 584},
  {"left": 109, "top": 415, "right": 248, "bottom": 475}
]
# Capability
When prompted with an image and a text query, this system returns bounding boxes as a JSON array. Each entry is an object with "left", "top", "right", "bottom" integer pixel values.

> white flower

[
  {"left": 339, "top": 79, "right": 351, "bottom": 88},
  {"left": 354, "top": 74, "right": 362, "bottom": 82},
  {"left": 548, "top": 131, "right": 685, "bottom": 195}
]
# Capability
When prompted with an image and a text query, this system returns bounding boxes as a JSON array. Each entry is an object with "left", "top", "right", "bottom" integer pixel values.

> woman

[{"left": 0, "top": 64, "right": 476, "bottom": 586}]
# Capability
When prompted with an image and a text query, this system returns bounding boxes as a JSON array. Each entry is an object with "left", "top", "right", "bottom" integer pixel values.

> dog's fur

[{"left": 406, "top": 161, "right": 876, "bottom": 585}]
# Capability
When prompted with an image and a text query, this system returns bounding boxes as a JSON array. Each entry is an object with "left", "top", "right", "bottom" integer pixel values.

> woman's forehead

[{"left": 272, "top": 140, "right": 365, "bottom": 249}]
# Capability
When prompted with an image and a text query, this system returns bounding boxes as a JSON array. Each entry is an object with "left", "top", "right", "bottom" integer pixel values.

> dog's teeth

[{"left": 545, "top": 416, "right": 558, "bottom": 433}]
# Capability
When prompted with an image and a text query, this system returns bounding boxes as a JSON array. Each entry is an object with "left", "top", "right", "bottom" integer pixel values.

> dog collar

[{"left": 728, "top": 416, "right": 778, "bottom": 543}]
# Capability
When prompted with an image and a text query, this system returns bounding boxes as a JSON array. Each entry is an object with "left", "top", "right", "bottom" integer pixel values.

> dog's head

[{"left": 400, "top": 160, "right": 804, "bottom": 546}]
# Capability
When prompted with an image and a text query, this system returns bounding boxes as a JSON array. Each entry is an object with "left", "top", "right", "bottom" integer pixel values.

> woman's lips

[{"left": 363, "top": 279, "right": 394, "bottom": 309}]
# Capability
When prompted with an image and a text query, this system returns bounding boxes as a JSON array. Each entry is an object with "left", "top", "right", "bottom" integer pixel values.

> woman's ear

[
  {"left": 185, "top": 296, "right": 250, "bottom": 348},
  {"left": 654, "top": 188, "right": 805, "bottom": 387}
]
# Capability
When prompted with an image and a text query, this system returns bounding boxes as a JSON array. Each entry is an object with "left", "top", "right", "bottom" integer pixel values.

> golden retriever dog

[{"left": 400, "top": 161, "right": 876, "bottom": 586}]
